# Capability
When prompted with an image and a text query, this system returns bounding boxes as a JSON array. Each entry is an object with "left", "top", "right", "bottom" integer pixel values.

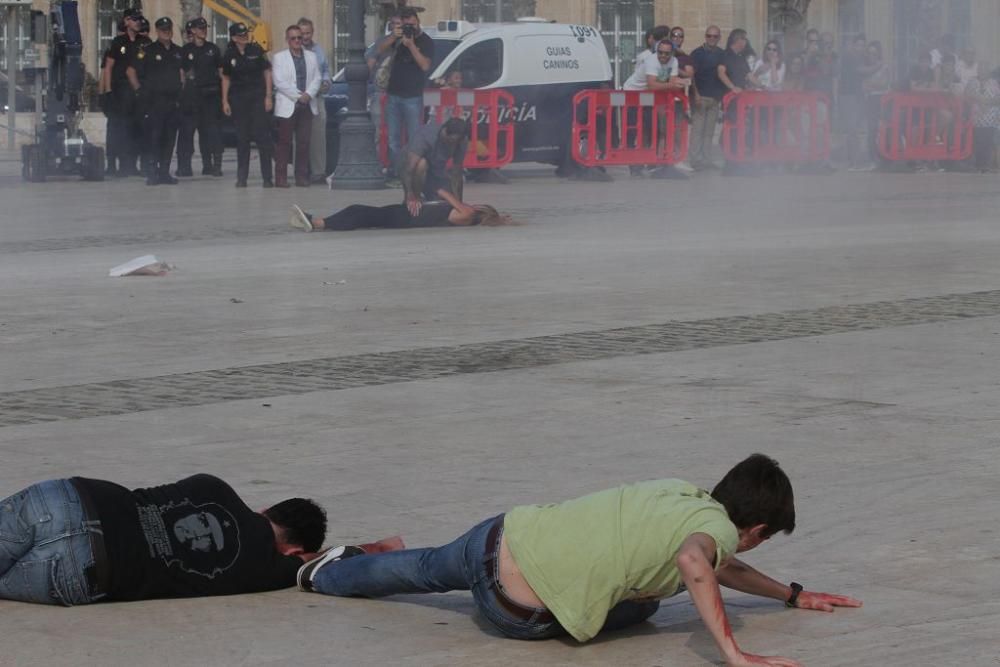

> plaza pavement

[{"left": 1, "top": 156, "right": 999, "bottom": 666}]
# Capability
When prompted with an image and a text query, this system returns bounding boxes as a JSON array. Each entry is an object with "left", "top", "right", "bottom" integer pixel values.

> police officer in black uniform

[
  {"left": 221, "top": 22, "right": 274, "bottom": 188},
  {"left": 102, "top": 10, "right": 149, "bottom": 177},
  {"left": 177, "top": 17, "right": 225, "bottom": 178},
  {"left": 127, "top": 17, "right": 185, "bottom": 186}
]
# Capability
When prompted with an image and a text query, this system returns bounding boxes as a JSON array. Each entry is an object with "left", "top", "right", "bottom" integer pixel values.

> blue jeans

[
  {"left": 385, "top": 94, "right": 423, "bottom": 173},
  {"left": 311, "top": 515, "right": 661, "bottom": 640},
  {"left": 0, "top": 479, "right": 104, "bottom": 606}
]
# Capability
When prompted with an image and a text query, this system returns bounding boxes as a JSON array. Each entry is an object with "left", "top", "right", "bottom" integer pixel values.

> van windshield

[{"left": 430, "top": 39, "right": 460, "bottom": 73}]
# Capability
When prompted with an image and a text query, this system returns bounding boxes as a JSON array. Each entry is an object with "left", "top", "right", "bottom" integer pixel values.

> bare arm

[
  {"left": 677, "top": 533, "right": 802, "bottom": 667},
  {"left": 718, "top": 558, "right": 863, "bottom": 612},
  {"left": 404, "top": 38, "right": 432, "bottom": 72},
  {"left": 717, "top": 558, "right": 791, "bottom": 601},
  {"left": 221, "top": 74, "right": 232, "bottom": 115},
  {"left": 401, "top": 153, "right": 426, "bottom": 215},
  {"left": 718, "top": 64, "right": 741, "bottom": 93},
  {"left": 438, "top": 187, "right": 474, "bottom": 217},
  {"left": 126, "top": 65, "right": 140, "bottom": 92},
  {"left": 646, "top": 75, "right": 686, "bottom": 91},
  {"left": 378, "top": 33, "right": 400, "bottom": 55}
]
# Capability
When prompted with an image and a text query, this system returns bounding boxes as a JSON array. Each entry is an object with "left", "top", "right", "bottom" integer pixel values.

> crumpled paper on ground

[{"left": 109, "top": 255, "right": 174, "bottom": 277}]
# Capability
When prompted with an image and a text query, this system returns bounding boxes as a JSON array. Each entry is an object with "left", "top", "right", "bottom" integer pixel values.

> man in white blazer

[{"left": 271, "top": 24, "right": 321, "bottom": 187}]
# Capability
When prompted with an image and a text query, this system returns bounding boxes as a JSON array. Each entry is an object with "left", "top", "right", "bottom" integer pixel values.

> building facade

[{"left": 3, "top": 0, "right": 999, "bottom": 89}]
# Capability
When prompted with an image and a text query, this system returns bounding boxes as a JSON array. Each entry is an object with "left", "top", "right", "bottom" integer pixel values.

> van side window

[{"left": 448, "top": 38, "right": 503, "bottom": 88}]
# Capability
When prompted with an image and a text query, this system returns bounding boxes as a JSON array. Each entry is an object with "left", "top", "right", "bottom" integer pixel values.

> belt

[
  {"left": 483, "top": 516, "right": 555, "bottom": 624},
  {"left": 69, "top": 479, "right": 112, "bottom": 599}
]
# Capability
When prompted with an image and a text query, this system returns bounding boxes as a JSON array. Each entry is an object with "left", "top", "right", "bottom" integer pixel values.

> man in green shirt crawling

[{"left": 298, "top": 454, "right": 861, "bottom": 666}]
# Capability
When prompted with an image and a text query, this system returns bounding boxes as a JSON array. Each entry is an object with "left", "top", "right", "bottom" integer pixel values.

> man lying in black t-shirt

[{"left": 0, "top": 474, "right": 328, "bottom": 605}]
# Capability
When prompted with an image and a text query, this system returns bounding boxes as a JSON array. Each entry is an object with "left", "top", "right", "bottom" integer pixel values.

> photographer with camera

[{"left": 377, "top": 7, "right": 435, "bottom": 182}]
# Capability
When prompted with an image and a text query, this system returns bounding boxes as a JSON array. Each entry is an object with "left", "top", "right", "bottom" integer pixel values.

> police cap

[
  {"left": 186, "top": 17, "right": 208, "bottom": 31},
  {"left": 138, "top": 17, "right": 150, "bottom": 33},
  {"left": 155, "top": 17, "right": 173, "bottom": 30},
  {"left": 229, "top": 22, "right": 249, "bottom": 37},
  {"left": 123, "top": 8, "right": 143, "bottom": 20}
]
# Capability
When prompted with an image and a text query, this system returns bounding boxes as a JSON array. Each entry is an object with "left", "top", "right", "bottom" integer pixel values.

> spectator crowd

[
  {"left": 619, "top": 24, "right": 1000, "bottom": 175},
  {"left": 95, "top": 6, "right": 1000, "bottom": 194}
]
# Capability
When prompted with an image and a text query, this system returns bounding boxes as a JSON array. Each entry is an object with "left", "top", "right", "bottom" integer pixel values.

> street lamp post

[
  {"left": 331, "top": 0, "right": 385, "bottom": 189},
  {"left": 6, "top": 5, "right": 18, "bottom": 150}
]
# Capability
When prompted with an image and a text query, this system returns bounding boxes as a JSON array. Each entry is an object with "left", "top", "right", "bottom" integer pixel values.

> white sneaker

[
  {"left": 296, "top": 545, "right": 366, "bottom": 592},
  {"left": 675, "top": 161, "right": 695, "bottom": 172},
  {"left": 289, "top": 205, "right": 313, "bottom": 232}
]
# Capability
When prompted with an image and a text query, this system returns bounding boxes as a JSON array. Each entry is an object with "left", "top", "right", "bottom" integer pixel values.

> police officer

[
  {"left": 177, "top": 17, "right": 224, "bottom": 178},
  {"left": 101, "top": 10, "right": 149, "bottom": 177},
  {"left": 221, "top": 22, "right": 274, "bottom": 188},
  {"left": 127, "top": 17, "right": 185, "bottom": 186}
]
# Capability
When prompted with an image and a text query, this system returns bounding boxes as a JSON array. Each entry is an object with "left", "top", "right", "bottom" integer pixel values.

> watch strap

[{"left": 786, "top": 582, "right": 803, "bottom": 608}]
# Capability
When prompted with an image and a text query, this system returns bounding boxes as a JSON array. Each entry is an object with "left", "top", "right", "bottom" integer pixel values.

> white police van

[{"left": 424, "top": 18, "right": 613, "bottom": 166}]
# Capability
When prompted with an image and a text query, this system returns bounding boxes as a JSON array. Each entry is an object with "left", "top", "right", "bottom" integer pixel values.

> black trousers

[
  {"left": 231, "top": 91, "right": 273, "bottom": 183},
  {"left": 142, "top": 95, "right": 180, "bottom": 178},
  {"left": 177, "top": 91, "right": 223, "bottom": 169},
  {"left": 973, "top": 126, "right": 996, "bottom": 170},
  {"left": 108, "top": 84, "right": 140, "bottom": 171},
  {"left": 322, "top": 204, "right": 413, "bottom": 231}
]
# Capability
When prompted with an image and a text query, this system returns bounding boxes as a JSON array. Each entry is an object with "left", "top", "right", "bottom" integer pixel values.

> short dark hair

[
  {"left": 286, "top": 25, "right": 302, "bottom": 36},
  {"left": 442, "top": 117, "right": 470, "bottom": 138},
  {"left": 399, "top": 7, "right": 419, "bottom": 20},
  {"left": 649, "top": 25, "right": 671, "bottom": 43},
  {"left": 711, "top": 454, "right": 795, "bottom": 538},
  {"left": 263, "top": 498, "right": 327, "bottom": 552}
]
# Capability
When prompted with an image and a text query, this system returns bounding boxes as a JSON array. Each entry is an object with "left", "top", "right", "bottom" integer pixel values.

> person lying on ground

[
  {"left": 399, "top": 117, "right": 469, "bottom": 216},
  {"left": 0, "top": 473, "right": 397, "bottom": 605},
  {"left": 288, "top": 187, "right": 513, "bottom": 232},
  {"left": 297, "top": 454, "right": 861, "bottom": 667}
]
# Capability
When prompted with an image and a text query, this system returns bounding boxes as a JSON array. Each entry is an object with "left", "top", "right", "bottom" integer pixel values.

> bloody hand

[{"left": 794, "top": 590, "right": 863, "bottom": 612}]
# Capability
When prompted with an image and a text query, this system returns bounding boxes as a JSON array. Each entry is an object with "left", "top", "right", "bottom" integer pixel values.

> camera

[{"left": 402, "top": 24, "right": 416, "bottom": 38}]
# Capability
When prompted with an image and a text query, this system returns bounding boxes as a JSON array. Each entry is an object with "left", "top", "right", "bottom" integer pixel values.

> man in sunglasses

[
  {"left": 623, "top": 39, "right": 688, "bottom": 180},
  {"left": 690, "top": 25, "right": 726, "bottom": 170}
]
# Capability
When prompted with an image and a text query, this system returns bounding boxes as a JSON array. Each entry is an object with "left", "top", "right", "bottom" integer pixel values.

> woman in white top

[{"left": 751, "top": 40, "right": 786, "bottom": 91}]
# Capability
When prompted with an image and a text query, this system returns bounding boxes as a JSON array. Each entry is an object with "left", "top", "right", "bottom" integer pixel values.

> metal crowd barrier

[
  {"left": 720, "top": 91, "right": 831, "bottom": 163},
  {"left": 571, "top": 88, "right": 689, "bottom": 167},
  {"left": 876, "top": 91, "right": 973, "bottom": 162}
]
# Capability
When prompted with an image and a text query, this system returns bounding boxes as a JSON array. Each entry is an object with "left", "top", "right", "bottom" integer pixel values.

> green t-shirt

[{"left": 503, "top": 479, "right": 739, "bottom": 642}]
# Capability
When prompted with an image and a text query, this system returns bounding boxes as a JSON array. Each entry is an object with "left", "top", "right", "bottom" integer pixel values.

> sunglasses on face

[
  {"left": 672, "top": 33, "right": 684, "bottom": 38},
  {"left": 706, "top": 33, "right": 720, "bottom": 39},
  {"left": 288, "top": 35, "right": 302, "bottom": 41}
]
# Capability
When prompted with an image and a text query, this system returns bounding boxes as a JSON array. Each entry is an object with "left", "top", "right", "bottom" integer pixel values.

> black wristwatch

[{"left": 786, "top": 582, "right": 803, "bottom": 608}]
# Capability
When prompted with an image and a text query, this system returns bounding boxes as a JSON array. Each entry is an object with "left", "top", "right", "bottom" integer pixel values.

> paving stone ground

[{"left": 1, "top": 157, "right": 999, "bottom": 666}]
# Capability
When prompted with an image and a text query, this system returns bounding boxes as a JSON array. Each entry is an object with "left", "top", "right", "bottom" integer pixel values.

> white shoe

[
  {"left": 675, "top": 161, "right": 695, "bottom": 172},
  {"left": 297, "top": 545, "right": 366, "bottom": 592},
  {"left": 289, "top": 205, "right": 313, "bottom": 232}
]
